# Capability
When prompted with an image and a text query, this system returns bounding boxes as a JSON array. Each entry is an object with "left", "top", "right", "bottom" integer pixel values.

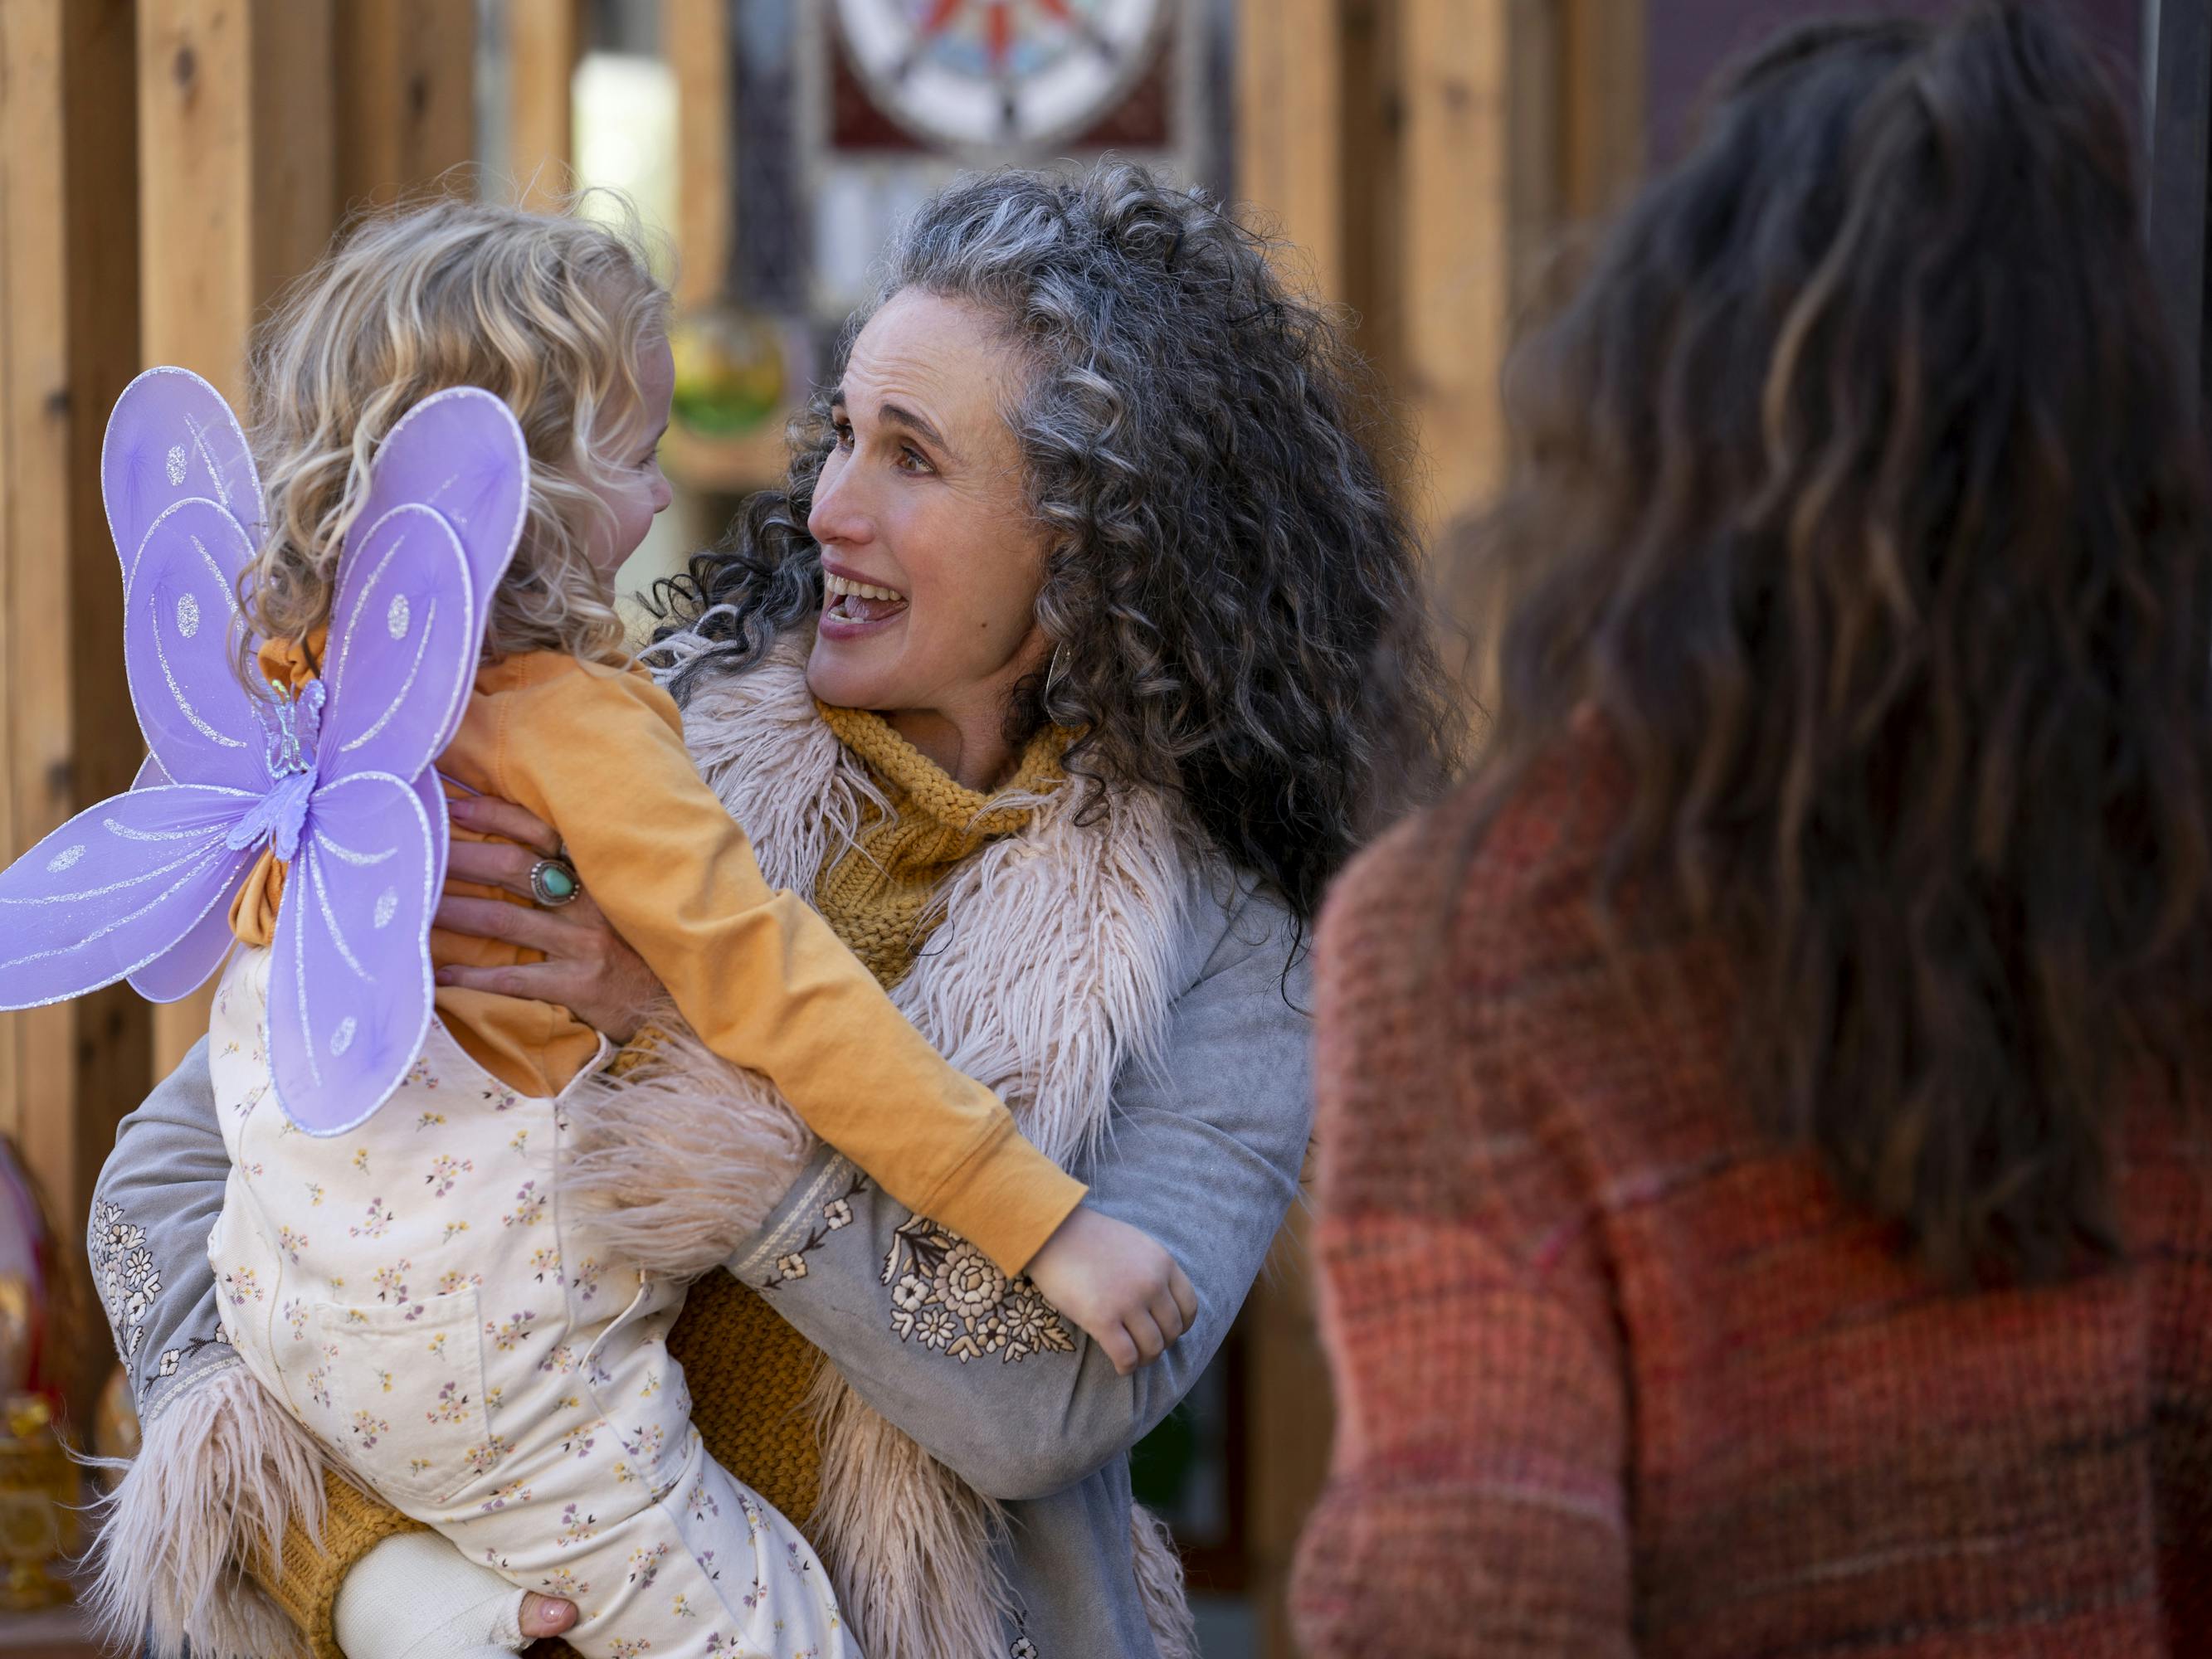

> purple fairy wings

[{"left": 0, "top": 367, "right": 529, "bottom": 1135}]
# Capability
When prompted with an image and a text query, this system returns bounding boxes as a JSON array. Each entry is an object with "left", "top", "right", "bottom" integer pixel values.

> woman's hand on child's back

[
  {"left": 1026, "top": 1206, "right": 1197, "bottom": 1376},
  {"left": 436, "top": 794, "right": 664, "bottom": 1039}
]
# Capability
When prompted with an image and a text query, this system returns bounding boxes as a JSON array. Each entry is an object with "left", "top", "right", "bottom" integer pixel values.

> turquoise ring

[{"left": 528, "top": 855, "right": 582, "bottom": 907}]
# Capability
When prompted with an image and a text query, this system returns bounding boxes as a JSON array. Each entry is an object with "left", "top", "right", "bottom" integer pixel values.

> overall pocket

[{"left": 315, "top": 1288, "right": 493, "bottom": 1511}]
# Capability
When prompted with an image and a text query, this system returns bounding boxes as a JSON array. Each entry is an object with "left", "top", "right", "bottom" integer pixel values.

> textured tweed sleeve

[
  {"left": 724, "top": 874, "right": 1313, "bottom": 1501},
  {"left": 1289, "top": 788, "right": 1635, "bottom": 1659}
]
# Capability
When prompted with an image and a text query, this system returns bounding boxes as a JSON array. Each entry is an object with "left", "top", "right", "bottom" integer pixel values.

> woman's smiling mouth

[{"left": 820, "top": 570, "right": 910, "bottom": 636}]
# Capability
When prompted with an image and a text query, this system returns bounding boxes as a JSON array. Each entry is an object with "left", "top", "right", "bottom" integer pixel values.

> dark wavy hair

[
  {"left": 1464, "top": 2, "right": 2212, "bottom": 1282},
  {"left": 651, "top": 161, "right": 1459, "bottom": 922}
]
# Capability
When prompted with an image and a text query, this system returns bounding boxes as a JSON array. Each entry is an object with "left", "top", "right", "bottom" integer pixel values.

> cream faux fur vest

[{"left": 563, "top": 635, "right": 1204, "bottom": 1659}]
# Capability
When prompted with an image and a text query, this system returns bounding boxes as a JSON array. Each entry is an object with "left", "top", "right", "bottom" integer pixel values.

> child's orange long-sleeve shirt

[{"left": 232, "top": 645, "right": 1085, "bottom": 1277}]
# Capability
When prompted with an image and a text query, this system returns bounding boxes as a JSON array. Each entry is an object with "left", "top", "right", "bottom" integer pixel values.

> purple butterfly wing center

[
  {"left": 0, "top": 786, "right": 258, "bottom": 1009},
  {"left": 353, "top": 387, "right": 528, "bottom": 645},
  {"left": 102, "top": 367, "right": 266, "bottom": 568},
  {"left": 268, "top": 772, "right": 438, "bottom": 1134},
  {"left": 316, "top": 504, "right": 480, "bottom": 784},
  {"left": 261, "top": 389, "right": 526, "bottom": 1131},
  {"left": 123, "top": 499, "right": 269, "bottom": 794}
]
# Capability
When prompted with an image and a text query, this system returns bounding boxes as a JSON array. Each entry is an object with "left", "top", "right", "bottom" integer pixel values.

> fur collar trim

[{"left": 676, "top": 638, "right": 1191, "bottom": 1170}]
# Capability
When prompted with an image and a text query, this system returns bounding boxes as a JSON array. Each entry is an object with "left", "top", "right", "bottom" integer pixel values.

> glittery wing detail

[
  {"left": 267, "top": 771, "right": 436, "bottom": 1135},
  {"left": 102, "top": 367, "right": 266, "bottom": 571},
  {"left": 0, "top": 785, "right": 258, "bottom": 1009},
  {"left": 415, "top": 768, "right": 451, "bottom": 901},
  {"left": 350, "top": 387, "right": 529, "bottom": 648},
  {"left": 314, "top": 504, "right": 482, "bottom": 783},
  {"left": 123, "top": 498, "right": 269, "bottom": 793}
]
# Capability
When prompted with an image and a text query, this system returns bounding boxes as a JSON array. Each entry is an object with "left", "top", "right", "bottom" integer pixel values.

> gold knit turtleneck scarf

[{"left": 810, "top": 703, "right": 1073, "bottom": 987}]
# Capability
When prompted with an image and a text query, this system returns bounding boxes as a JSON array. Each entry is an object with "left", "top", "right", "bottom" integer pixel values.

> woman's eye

[
  {"left": 831, "top": 421, "right": 855, "bottom": 450},
  {"left": 895, "top": 445, "right": 933, "bottom": 475}
]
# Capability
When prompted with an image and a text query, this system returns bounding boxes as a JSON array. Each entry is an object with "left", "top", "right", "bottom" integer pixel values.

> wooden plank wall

[
  {"left": 336, "top": 0, "right": 480, "bottom": 214},
  {"left": 1238, "top": 0, "right": 1346, "bottom": 300},
  {"left": 0, "top": 6, "right": 144, "bottom": 1416},
  {"left": 509, "top": 0, "right": 587, "bottom": 208}
]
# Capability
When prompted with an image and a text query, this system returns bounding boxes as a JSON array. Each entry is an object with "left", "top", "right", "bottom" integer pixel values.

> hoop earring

[{"left": 1045, "top": 641, "right": 1070, "bottom": 694}]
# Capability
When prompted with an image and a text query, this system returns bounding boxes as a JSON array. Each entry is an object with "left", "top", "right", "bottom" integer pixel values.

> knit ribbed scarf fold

[{"left": 810, "top": 703, "right": 1073, "bottom": 987}]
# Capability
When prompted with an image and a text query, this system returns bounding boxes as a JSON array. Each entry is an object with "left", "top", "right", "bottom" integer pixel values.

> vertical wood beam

[
  {"left": 1236, "top": 0, "right": 1346, "bottom": 301},
  {"left": 254, "top": 2, "right": 340, "bottom": 298},
  {"left": 0, "top": 0, "right": 145, "bottom": 1416},
  {"left": 1340, "top": 0, "right": 1406, "bottom": 388},
  {"left": 139, "top": 0, "right": 338, "bottom": 406},
  {"left": 335, "top": 0, "right": 479, "bottom": 216},
  {"left": 139, "top": 2, "right": 255, "bottom": 408},
  {"left": 509, "top": 0, "right": 587, "bottom": 209},
  {"left": 668, "top": 0, "right": 733, "bottom": 309},
  {"left": 139, "top": 0, "right": 339, "bottom": 1075},
  {"left": 1506, "top": 0, "right": 1562, "bottom": 319},
  {"left": 1560, "top": 0, "right": 1646, "bottom": 224},
  {"left": 1396, "top": 0, "right": 1523, "bottom": 538}
]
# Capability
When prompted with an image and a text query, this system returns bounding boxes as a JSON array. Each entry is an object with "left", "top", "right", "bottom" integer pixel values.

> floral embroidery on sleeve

[
  {"left": 753, "top": 1171, "right": 868, "bottom": 1290},
  {"left": 91, "top": 1200, "right": 160, "bottom": 1365},
  {"left": 746, "top": 1167, "right": 1076, "bottom": 1364},
  {"left": 879, "top": 1215, "right": 1074, "bottom": 1365},
  {"left": 92, "top": 1199, "right": 228, "bottom": 1394}
]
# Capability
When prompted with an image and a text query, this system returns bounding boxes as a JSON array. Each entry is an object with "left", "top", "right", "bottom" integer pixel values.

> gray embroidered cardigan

[{"left": 90, "top": 870, "right": 1312, "bottom": 1659}]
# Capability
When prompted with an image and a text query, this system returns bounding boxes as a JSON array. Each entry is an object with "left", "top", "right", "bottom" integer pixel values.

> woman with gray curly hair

[{"left": 93, "top": 159, "right": 1456, "bottom": 1659}]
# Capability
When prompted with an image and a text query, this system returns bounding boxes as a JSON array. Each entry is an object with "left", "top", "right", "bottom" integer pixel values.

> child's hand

[{"left": 1024, "top": 1206, "right": 1197, "bottom": 1376}]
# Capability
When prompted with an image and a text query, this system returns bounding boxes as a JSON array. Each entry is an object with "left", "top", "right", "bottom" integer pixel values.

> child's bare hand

[{"left": 1024, "top": 1206, "right": 1196, "bottom": 1375}]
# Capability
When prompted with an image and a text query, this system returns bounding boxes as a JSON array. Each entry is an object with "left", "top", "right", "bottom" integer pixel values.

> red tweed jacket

[{"left": 1291, "top": 732, "right": 2212, "bottom": 1657}]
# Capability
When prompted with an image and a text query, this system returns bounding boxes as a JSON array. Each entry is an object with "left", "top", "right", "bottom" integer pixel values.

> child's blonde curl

[{"left": 242, "top": 192, "right": 671, "bottom": 679}]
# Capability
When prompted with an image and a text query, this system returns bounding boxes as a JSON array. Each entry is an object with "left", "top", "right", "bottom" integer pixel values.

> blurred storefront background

[{"left": 0, "top": 2, "right": 2159, "bottom": 1653}]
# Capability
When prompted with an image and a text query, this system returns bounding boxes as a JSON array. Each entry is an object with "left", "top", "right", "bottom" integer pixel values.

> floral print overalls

[{"left": 206, "top": 946, "right": 854, "bottom": 1659}]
